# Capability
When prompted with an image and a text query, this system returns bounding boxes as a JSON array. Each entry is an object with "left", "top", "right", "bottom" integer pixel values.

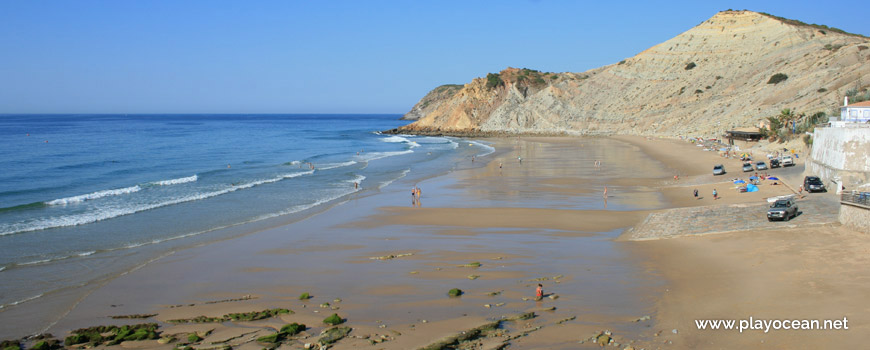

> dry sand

[{"left": 9, "top": 135, "right": 863, "bottom": 350}]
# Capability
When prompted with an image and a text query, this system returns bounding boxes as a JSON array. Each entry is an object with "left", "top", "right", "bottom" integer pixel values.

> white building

[{"left": 840, "top": 99, "right": 870, "bottom": 123}]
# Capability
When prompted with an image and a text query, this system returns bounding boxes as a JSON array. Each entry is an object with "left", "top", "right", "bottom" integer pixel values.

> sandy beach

[{"left": 3, "top": 135, "right": 864, "bottom": 349}]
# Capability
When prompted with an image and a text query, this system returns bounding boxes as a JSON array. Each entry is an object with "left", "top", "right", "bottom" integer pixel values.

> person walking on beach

[
  {"left": 535, "top": 284, "right": 544, "bottom": 301},
  {"left": 693, "top": 188, "right": 699, "bottom": 199},
  {"left": 713, "top": 189, "right": 718, "bottom": 200}
]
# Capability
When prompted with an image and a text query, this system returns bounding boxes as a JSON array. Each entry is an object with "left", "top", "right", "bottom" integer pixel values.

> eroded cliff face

[
  {"left": 402, "top": 84, "right": 464, "bottom": 120},
  {"left": 398, "top": 11, "right": 870, "bottom": 137}
]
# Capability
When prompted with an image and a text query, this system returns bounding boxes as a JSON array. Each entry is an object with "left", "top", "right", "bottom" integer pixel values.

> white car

[{"left": 782, "top": 155, "right": 794, "bottom": 167}]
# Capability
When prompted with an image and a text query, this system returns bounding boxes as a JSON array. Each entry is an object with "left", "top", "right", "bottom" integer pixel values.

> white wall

[{"left": 808, "top": 125, "right": 870, "bottom": 188}]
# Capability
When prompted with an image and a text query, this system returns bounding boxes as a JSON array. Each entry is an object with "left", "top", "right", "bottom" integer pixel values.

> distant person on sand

[
  {"left": 535, "top": 284, "right": 544, "bottom": 301},
  {"left": 713, "top": 189, "right": 718, "bottom": 200},
  {"left": 693, "top": 188, "right": 699, "bottom": 199},
  {"left": 471, "top": 156, "right": 475, "bottom": 163}
]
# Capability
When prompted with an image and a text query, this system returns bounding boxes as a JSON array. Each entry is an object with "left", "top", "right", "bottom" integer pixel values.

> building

[{"left": 840, "top": 99, "right": 870, "bottom": 123}]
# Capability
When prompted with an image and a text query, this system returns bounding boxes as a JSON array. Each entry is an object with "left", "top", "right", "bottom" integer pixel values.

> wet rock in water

[
  {"left": 319, "top": 302, "right": 330, "bottom": 308},
  {"left": 299, "top": 292, "right": 311, "bottom": 300},
  {"left": 280, "top": 323, "right": 306, "bottom": 336},
  {"left": 323, "top": 313, "right": 344, "bottom": 326},
  {"left": 485, "top": 291, "right": 502, "bottom": 296},
  {"left": 318, "top": 327, "right": 351, "bottom": 345},
  {"left": 30, "top": 339, "right": 60, "bottom": 350},
  {"left": 333, "top": 298, "right": 342, "bottom": 303},
  {"left": 634, "top": 315, "right": 651, "bottom": 322},
  {"left": 187, "top": 334, "right": 202, "bottom": 343},
  {"left": 555, "top": 316, "right": 576, "bottom": 324},
  {"left": 467, "top": 275, "right": 480, "bottom": 280},
  {"left": 504, "top": 312, "right": 536, "bottom": 322},
  {"left": 2, "top": 340, "right": 20, "bottom": 350},
  {"left": 495, "top": 302, "right": 505, "bottom": 307},
  {"left": 483, "top": 304, "right": 492, "bottom": 308},
  {"left": 448, "top": 288, "right": 463, "bottom": 297},
  {"left": 256, "top": 333, "right": 281, "bottom": 344},
  {"left": 157, "top": 336, "right": 176, "bottom": 344},
  {"left": 596, "top": 334, "right": 611, "bottom": 347},
  {"left": 548, "top": 294, "right": 559, "bottom": 300},
  {"left": 461, "top": 262, "right": 482, "bottom": 268}
]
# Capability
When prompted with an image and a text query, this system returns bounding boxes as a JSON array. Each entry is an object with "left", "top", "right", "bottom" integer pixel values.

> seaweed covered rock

[
  {"left": 279, "top": 323, "right": 306, "bottom": 336},
  {"left": 448, "top": 288, "right": 463, "bottom": 297},
  {"left": 65, "top": 324, "right": 159, "bottom": 347},
  {"left": 2, "top": 340, "right": 21, "bottom": 350},
  {"left": 257, "top": 322, "right": 307, "bottom": 344},
  {"left": 322, "top": 314, "right": 344, "bottom": 326},
  {"left": 318, "top": 327, "right": 351, "bottom": 345},
  {"left": 170, "top": 309, "right": 292, "bottom": 323},
  {"left": 299, "top": 292, "right": 311, "bottom": 300},
  {"left": 186, "top": 334, "right": 202, "bottom": 343}
]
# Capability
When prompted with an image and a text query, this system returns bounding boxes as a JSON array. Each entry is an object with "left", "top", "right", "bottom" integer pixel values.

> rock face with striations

[
  {"left": 402, "top": 84, "right": 464, "bottom": 120},
  {"left": 397, "top": 11, "right": 870, "bottom": 137}
]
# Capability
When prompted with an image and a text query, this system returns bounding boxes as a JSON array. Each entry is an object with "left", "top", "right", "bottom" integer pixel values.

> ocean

[{"left": 0, "top": 114, "right": 492, "bottom": 317}]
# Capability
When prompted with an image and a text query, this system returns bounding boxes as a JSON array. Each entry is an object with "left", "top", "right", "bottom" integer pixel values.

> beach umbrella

[
  {"left": 746, "top": 184, "right": 759, "bottom": 192},
  {"left": 767, "top": 176, "right": 779, "bottom": 180},
  {"left": 734, "top": 180, "right": 746, "bottom": 184},
  {"left": 749, "top": 176, "right": 758, "bottom": 180}
]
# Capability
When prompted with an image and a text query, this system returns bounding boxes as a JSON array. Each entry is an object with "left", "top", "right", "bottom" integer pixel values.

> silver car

[
  {"left": 767, "top": 198, "right": 798, "bottom": 221},
  {"left": 713, "top": 164, "right": 725, "bottom": 175},
  {"left": 756, "top": 161, "right": 768, "bottom": 170}
]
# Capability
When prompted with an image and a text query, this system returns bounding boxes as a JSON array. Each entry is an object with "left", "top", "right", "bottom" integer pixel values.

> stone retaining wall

[{"left": 840, "top": 204, "right": 870, "bottom": 233}]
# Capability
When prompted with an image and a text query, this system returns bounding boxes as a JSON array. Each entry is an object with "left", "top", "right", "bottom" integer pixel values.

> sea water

[{"left": 0, "top": 114, "right": 490, "bottom": 318}]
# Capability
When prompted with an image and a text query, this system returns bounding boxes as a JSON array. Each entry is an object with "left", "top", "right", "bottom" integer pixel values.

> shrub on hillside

[
  {"left": 767, "top": 73, "right": 788, "bottom": 84},
  {"left": 685, "top": 62, "right": 696, "bottom": 70}
]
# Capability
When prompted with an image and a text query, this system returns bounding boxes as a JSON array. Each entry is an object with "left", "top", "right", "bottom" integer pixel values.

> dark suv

[
  {"left": 803, "top": 176, "right": 826, "bottom": 193},
  {"left": 767, "top": 198, "right": 798, "bottom": 221}
]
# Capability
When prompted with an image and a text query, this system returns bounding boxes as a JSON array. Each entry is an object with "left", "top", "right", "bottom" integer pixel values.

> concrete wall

[
  {"left": 807, "top": 125, "right": 870, "bottom": 189},
  {"left": 840, "top": 204, "right": 870, "bottom": 233}
]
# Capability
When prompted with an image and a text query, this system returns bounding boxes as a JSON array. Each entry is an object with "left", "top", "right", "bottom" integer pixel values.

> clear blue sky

[{"left": 1, "top": 1, "right": 867, "bottom": 114}]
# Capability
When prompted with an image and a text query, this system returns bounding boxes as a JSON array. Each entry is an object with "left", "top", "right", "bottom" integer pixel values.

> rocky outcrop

[
  {"left": 398, "top": 11, "right": 870, "bottom": 137},
  {"left": 401, "top": 84, "right": 464, "bottom": 120}
]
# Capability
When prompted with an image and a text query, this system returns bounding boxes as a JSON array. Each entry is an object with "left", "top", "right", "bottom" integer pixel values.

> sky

[{"left": 1, "top": 1, "right": 868, "bottom": 114}]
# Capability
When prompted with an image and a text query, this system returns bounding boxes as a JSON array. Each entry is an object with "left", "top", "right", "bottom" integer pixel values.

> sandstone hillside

[
  {"left": 396, "top": 11, "right": 870, "bottom": 137},
  {"left": 402, "top": 84, "right": 464, "bottom": 120}
]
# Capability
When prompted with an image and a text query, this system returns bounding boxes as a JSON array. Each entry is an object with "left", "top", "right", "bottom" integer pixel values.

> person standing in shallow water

[{"left": 535, "top": 284, "right": 544, "bottom": 301}]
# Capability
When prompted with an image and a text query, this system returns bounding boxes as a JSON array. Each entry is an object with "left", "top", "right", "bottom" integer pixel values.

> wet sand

[{"left": 4, "top": 135, "right": 864, "bottom": 349}]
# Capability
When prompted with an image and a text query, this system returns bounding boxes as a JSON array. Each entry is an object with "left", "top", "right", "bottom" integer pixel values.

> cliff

[
  {"left": 396, "top": 11, "right": 870, "bottom": 137},
  {"left": 402, "top": 84, "right": 464, "bottom": 120}
]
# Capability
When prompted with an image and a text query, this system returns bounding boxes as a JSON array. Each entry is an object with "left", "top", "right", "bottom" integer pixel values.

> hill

[{"left": 395, "top": 10, "right": 870, "bottom": 137}]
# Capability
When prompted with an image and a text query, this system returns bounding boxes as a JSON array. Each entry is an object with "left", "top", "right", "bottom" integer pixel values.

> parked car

[
  {"left": 803, "top": 176, "right": 826, "bottom": 192},
  {"left": 782, "top": 155, "right": 795, "bottom": 167},
  {"left": 742, "top": 162, "right": 754, "bottom": 172},
  {"left": 756, "top": 161, "right": 768, "bottom": 171},
  {"left": 769, "top": 159, "right": 781, "bottom": 168},
  {"left": 713, "top": 164, "right": 725, "bottom": 176},
  {"left": 767, "top": 198, "right": 799, "bottom": 221}
]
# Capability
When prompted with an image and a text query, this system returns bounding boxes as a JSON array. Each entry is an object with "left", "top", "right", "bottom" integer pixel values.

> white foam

[
  {"left": 379, "top": 169, "right": 410, "bottom": 189},
  {"left": 150, "top": 174, "right": 197, "bottom": 186},
  {"left": 357, "top": 150, "right": 414, "bottom": 162},
  {"left": 381, "top": 135, "right": 411, "bottom": 143},
  {"left": 19, "top": 258, "right": 51, "bottom": 266},
  {"left": 1, "top": 171, "right": 316, "bottom": 236},
  {"left": 345, "top": 175, "right": 366, "bottom": 184},
  {"left": 0, "top": 293, "right": 44, "bottom": 310},
  {"left": 282, "top": 170, "right": 315, "bottom": 179},
  {"left": 0, "top": 266, "right": 5, "bottom": 272},
  {"left": 77, "top": 251, "right": 96, "bottom": 257},
  {"left": 46, "top": 185, "right": 142, "bottom": 206},
  {"left": 468, "top": 140, "right": 495, "bottom": 157},
  {"left": 318, "top": 161, "right": 357, "bottom": 170}
]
